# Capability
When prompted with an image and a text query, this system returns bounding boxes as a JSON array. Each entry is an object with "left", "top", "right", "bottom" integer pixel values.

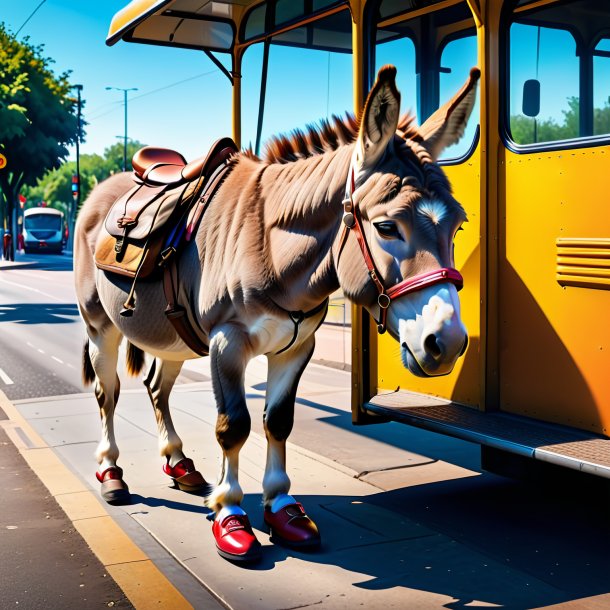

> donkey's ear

[
  {"left": 354, "top": 64, "right": 401, "bottom": 172},
  {"left": 418, "top": 67, "right": 480, "bottom": 161}
]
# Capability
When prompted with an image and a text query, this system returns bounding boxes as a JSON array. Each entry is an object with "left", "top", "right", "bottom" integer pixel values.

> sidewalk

[{"left": 2, "top": 343, "right": 610, "bottom": 608}]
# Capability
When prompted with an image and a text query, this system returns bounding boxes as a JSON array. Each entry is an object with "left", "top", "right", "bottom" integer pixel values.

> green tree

[
  {"left": 22, "top": 139, "right": 146, "bottom": 216},
  {"left": 0, "top": 23, "right": 79, "bottom": 259}
]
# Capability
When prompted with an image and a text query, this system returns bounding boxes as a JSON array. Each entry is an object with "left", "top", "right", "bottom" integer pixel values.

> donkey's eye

[{"left": 374, "top": 221, "right": 402, "bottom": 240}]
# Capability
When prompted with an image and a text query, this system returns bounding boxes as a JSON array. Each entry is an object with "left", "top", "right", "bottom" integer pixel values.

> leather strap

[
  {"left": 275, "top": 298, "right": 329, "bottom": 355},
  {"left": 162, "top": 256, "right": 209, "bottom": 356},
  {"left": 339, "top": 167, "right": 463, "bottom": 333},
  {"left": 160, "top": 157, "right": 234, "bottom": 357}
]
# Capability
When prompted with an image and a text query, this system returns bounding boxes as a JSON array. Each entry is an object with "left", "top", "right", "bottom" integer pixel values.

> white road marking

[
  {"left": 0, "top": 276, "right": 64, "bottom": 302},
  {"left": 52, "top": 356, "right": 64, "bottom": 364},
  {"left": 0, "top": 368, "right": 14, "bottom": 385},
  {"left": 27, "top": 342, "right": 35, "bottom": 348},
  {"left": 38, "top": 349, "right": 45, "bottom": 354}
]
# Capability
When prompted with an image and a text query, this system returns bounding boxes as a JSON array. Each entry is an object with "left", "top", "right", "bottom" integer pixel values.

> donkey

[{"left": 74, "top": 66, "right": 478, "bottom": 562}]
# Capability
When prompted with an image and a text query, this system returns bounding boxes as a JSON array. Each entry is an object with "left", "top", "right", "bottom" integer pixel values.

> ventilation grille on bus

[{"left": 556, "top": 238, "right": 610, "bottom": 290}]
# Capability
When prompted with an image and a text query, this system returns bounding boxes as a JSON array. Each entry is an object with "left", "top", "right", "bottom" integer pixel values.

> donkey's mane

[{"left": 255, "top": 112, "right": 421, "bottom": 164}]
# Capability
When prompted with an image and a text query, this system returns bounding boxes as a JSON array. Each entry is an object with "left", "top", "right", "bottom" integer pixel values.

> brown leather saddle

[
  {"left": 96, "top": 136, "right": 237, "bottom": 279},
  {"left": 94, "top": 137, "right": 238, "bottom": 355}
]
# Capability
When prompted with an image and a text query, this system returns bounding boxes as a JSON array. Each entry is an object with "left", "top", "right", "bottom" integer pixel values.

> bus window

[
  {"left": 375, "top": 36, "right": 417, "bottom": 123},
  {"left": 509, "top": 24, "right": 579, "bottom": 145},
  {"left": 373, "top": 1, "right": 478, "bottom": 161},
  {"left": 241, "top": 43, "right": 265, "bottom": 150},
  {"left": 439, "top": 35, "right": 479, "bottom": 159},
  {"left": 593, "top": 38, "right": 610, "bottom": 136},
  {"left": 507, "top": 0, "right": 610, "bottom": 147}
]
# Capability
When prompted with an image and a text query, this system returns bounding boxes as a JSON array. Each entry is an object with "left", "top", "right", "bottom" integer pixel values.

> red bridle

[{"left": 339, "top": 167, "right": 463, "bottom": 334}]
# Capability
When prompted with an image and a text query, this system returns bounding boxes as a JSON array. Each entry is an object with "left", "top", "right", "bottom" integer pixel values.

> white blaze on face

[
  {"left": 394, "top": 282, "right": 467, "bottom": 376},
  {"left": 418, "top": 200, "right": 449, "bottom": 226}
]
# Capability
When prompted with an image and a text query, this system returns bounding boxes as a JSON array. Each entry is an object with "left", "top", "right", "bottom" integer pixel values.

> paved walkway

[{"left": 3, "top": 354, "right": 610, "bottom": 609}]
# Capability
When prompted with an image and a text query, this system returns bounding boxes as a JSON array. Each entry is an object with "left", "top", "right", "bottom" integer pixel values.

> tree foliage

[
  {"left": 0, "top": 23, "right": 79, "bottom": 258},
  {"left": 23, "top": 140, "right": 146, "bottom": 213},
  {"left": 510, "top": 96, "right": 610, "bottom": 144}
]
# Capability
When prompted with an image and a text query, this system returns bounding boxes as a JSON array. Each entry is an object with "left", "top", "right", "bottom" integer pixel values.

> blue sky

[{"left": 2, "top": 0, "right": 234, "bottom": 161}]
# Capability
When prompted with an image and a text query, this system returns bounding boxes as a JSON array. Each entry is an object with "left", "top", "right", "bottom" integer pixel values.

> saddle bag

[{"left": 94, "top": 180, "right": 195, "bottom": 279}]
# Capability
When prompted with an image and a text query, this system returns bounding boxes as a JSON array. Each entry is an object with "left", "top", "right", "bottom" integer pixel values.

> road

[{"left": 1, "top": 251, "right": 610, "bottom": 609}]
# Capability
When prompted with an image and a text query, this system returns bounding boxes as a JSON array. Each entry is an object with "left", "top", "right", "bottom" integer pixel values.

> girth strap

[
  {"left": 275, "top": 298, "right": 329, "bottom": 355},
  {"left": 160, "top": 158, "right": 234, "bottom": 357}
]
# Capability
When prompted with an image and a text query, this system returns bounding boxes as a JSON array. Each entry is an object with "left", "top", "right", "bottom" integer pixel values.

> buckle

[
  {"left": 159, "top": 246, "right": 176, "bottom": 265},
  {"left": 378, "top": 293, "right": 391, "bottom": 309}
]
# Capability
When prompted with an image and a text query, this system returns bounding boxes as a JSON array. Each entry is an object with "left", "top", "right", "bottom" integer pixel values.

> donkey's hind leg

[
  {"left": 206, "top": 323, "right": 261, "bottom": 562},
  {"left": 143, "top": 358, "right": 208, "bottom": 493},
  {"left": 85, "top": 326, "right": 130, "bottom": 505},
  {"left": 262, "top": 335, "right": 320, "bottom": 548}
]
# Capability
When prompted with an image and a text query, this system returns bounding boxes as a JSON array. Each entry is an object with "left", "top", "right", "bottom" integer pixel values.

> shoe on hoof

[
  {"left": 96, "top": 466, "right": 131, "bottom": 505},
  {"left": 264, "top": 501, "right": 320, "bottom": 549},
  {"left": 163, "top": 458, "right": 208, "bottom": 493},
  {"left": 212, "top": 509, "right": 261, "bottom": 563}
]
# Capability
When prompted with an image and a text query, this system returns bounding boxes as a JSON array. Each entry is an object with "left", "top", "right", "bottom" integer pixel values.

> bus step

[{"left": 364, "top": 390, "right": 610, "bottom": 479}]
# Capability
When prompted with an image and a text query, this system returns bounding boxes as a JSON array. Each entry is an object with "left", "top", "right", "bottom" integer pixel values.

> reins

[{"left": 338, "top": 164, "right": 463, "bottom": 334}]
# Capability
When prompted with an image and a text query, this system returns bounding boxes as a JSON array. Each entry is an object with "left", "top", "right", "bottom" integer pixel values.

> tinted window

[
  {"left": 25, "top": 214, "right": 62, "bottom": 231},
  {"left": 374, "top": 2, "right": 478, "bottom": 160},
  {"left": 507, "top": 0, "right": 610, "bottom": 146},
  {"left": 509, "top": 24, "right": 579, "bottom": 144}
]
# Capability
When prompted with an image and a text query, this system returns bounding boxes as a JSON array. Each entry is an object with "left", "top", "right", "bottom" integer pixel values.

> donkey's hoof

[
  {"left": 96, "top": 467, "right": 131, "bottom": 505},
  {"left": 163, "top": 458, "right": 208, "bottom": 493}
]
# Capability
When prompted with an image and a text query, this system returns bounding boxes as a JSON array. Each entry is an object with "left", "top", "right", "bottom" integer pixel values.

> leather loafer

[
  {"left": 163, "top": 458, "right": 208, "bottom": 492},
  {"left": 96, "top": 466, "right": 130, "bottom": 505},
  {"left": 264, "top": 502, "right": 320, "bottom": 548},
  {"left": 212, "top": 513, "right": 261, "bottom": 562}
]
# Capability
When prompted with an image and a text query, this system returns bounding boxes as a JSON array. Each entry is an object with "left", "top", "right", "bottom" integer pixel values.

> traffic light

[{"left": 72, "top": 174, "right": 79, "bottom": 200}]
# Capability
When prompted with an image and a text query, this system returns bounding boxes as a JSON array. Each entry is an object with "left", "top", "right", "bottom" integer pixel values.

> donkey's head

[{"left": 336, "top": 65, "right": 479, "bottom": 377}]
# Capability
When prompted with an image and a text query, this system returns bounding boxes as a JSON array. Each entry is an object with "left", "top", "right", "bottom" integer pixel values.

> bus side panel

[
  {"left": 377, "top": 146, "right": 482, "bottom": 408},
  {"left": 500, "top": 146, "right": 610, "bottom": 436}
]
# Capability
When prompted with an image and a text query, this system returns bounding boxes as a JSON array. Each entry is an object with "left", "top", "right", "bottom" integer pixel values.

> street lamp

[
  {"left": 70, "top": 84, "right": 83, "bottom": 252},
  {"left": 105, "top": 86, "right": 138, "bottom": 172}
]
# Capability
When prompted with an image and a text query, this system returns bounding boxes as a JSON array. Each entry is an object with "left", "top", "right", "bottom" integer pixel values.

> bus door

[
  {"left": 370, "top": 0, "right": 482, "bottom": 407},
  {"left": 500, "top": 0, "right": 610, "bottom": 435}
]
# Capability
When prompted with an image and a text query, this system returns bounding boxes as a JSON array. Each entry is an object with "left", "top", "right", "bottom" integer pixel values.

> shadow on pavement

[
  {"left": 0, "top": 303, "right": 80, "bottom": 324},
  {"left": 224, "top": 473, "right": 610, "bottom": 608}
]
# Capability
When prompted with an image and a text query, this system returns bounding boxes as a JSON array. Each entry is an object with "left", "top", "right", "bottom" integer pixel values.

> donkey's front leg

[
  {"left": 263, "top": 335, "right": 321, "bottom": 548},
  {"left": 206, "top": 324, "right": 261, "bottom": 562},
  {"left": 86, "top": 326, "right": 130, "bottom": 505},
  {"left": 143, "top": 358, "right": 208, "bottom": 493}
]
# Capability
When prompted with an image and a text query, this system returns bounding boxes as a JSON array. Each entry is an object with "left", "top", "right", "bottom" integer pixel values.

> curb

[{"left": 0, "top": 389, "right": 194, "bottom": 610}]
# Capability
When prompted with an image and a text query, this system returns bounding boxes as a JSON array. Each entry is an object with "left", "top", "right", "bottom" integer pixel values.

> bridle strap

[{"left": 339, "top": 166, "right": 463, "bottom": 333}]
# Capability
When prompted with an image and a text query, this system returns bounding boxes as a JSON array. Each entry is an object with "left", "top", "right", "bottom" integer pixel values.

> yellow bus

[{"left": 108, "top": 0, "right": 610, "bottom": 478}]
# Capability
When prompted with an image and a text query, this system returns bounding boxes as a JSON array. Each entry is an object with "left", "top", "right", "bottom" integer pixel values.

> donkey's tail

[
  {"left": 126, "top": 341, "right": 146, "bottom": 378},
  {"left": 82, "top": 339, "right": 95, "bottom": 386}
]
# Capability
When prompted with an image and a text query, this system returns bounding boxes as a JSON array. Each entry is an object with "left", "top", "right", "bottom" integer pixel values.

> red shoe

[
  {"left": 163, "top": 458, "right": 208, "bottom": 492},
  {"left": 264, "top": 502, "right": 320, "bottom": 548},
  {"left": 96, "top": 466, "right": 130, "bottom": 505},
  {"left": 212, "top": 512, "right": 262, "bottom": 562}
]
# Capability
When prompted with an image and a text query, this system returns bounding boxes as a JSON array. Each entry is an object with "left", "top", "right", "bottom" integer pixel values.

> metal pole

[
  {"left": 123, "top": 88, "right": 128, "bottom": 172},
  {"left": 106, "top": 87, "right": 137, "bottom": 172},
  {"left": 72, "top": 84, "right": 83, "bottom": 252}
]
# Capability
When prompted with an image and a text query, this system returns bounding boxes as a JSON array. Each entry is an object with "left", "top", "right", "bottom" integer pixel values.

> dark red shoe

[
  {"left": 212, "top": 513, "right": 262, "bottom": 562},
  {"left": 163, "top": 458, "right": 208, "bottom": 493},
  {"left": 264, "top": 503, "right": 321, "bottom": 548},
  {"left": 96, "top": 466, "right": 130, "bottom": 505}
]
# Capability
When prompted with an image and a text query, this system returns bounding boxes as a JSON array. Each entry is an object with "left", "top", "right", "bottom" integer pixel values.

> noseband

[{"left": 339, "top": 166, "right": 463, "bottom": 334}]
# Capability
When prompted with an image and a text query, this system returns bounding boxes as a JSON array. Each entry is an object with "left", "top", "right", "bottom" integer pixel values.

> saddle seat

[{"left": 132, "top": 137, "right": 236, "bottom": 187}]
